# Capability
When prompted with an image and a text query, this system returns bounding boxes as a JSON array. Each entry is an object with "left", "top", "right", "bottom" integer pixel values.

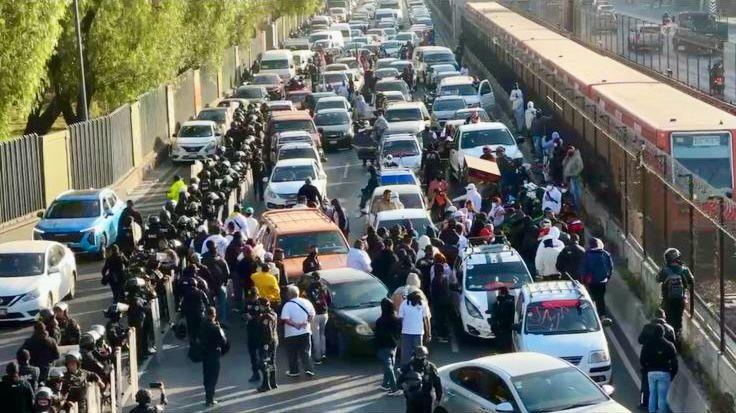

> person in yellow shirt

[
  {"left": 166, "top": 175, "right": 186, "bottom": 202},
  {"left": 251, "top": 263, "right": 281, "bottom": 305}
]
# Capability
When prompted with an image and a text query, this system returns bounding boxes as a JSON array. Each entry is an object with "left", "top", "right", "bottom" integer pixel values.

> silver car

[
  {"left": 430, "top": 95, "right": 467, "bottom": 128},
  {"left": 314, "top": 108, "right": 353, "bottom": 149}
]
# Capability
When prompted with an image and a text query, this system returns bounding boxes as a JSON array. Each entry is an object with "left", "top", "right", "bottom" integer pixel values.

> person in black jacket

[
  {"left": 555, "top": 234, "right": 585, "bottom": 280},
  {"left": 302, "top": 246, "right": 322, "bottom": 274},
  {"left": 21, "top": 321, "right": 60, "bottom": 382},
  {"left": 398, "top": 346, "right": 443, "bottom": 413},
  {"left": 201, "top": 241, "right": 230, "bottom": 326},
  {"left": 375, "top": 298, "right": 401, "bottom": 394},
  {"left": 199, "top": 307, "right": 228, "bottom": 407},
  {"left": 640, "top": 324, "right": 677, "bottom": 413},
  {"left": 255, "top": 297, "right": 279, "bottom": 392},
  {"left": 181, "top": 277, "right": 209, "bottom": 346},
  {"left": 0, "top": 362, "right": 33, "bottom": 413},
  {"left": 490, "top": 287, "right": 515, "bottom": 352},
  {"left": 637, "top": 309, "right": 677, "bottom": 409},
  {"left": 297, "top": 177, "right": 322, "bottom": 205},
  {"left": 101, "top": 245, "right": 128, "bottom": 303},
  {"left": 243, "top": 287, "right": 262, "bottom": 383},
  {"left": 372, "top": 240, "right": 399, "bottom": 287},
  {"left": 16, "top": 349, "right": 39, "bottom": 393}
]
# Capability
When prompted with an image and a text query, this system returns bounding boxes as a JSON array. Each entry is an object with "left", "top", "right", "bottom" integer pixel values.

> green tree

[{"left": 0, "top": 0, "right": 66, "bottom": 139}]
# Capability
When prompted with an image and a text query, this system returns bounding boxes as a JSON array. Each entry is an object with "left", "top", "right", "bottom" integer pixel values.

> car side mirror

[
  {"left": 496, "top": 402, "right": 514, "bottom": 413},
  {"left": 601, "top": 317, "right": 614, "bottom": 328},
  {"left": 516, "top": 136, "right": 526, "bottom": 144},
  {"left": 601, "top": 384, "right": 615, "bottom": 396},
  {"left": 262, "top": 177, "right": 269, "bottom": 183},
  {"left": 37, "top": 210, "right": 45, "bottom": 218},
  {"left": 512, "top": 323, "right": 521, "bottom": 333}
]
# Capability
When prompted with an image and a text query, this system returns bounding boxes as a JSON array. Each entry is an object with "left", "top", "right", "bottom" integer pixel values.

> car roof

[
  {"left": 375, "top": 208, "right": 430, "bottom": 221},
  {"left": 260, "top": 209, "right": 340, "bottom": 235},
  {"left": 456, "top": 122, "right": 508, "bottom": 132},
  {"left": 440, "top": 75, "right": 475, "bottom": 85},
  {"left": 445, "top": 352, "right": 570, "bottom": 378},
  {"left": 307, "top": 268, "right": 376, "bottom": 285},
  {"left": 433, "top": 95, "right": 465, "bottom": 102},
  {"left": 381, "top": 90, "right": 406, "bottom": 97},
  {"left": 465, "top": 244, "right": 524, "bottom": 266},
  {"left": 271, "top": 111, "right": 312, "bottom": 120},
  {"left": 372, "top": 184, "right": 422, "bottom": 196},
  {"left": 386, "top": 102, "right": 423, "bottom": 109},
  {"left": 267, "top": 100, "right": 293, "bottom": 106},
  {"left": 316, "top": 108, "right": 350, "bottom": 114},
  {"left": 0, "top": 241, "right": 55, "bottom": 254},
  {"left": 273, "top": 158, "right": 317, "bottom": 167},
  {"left": 521, "top": 280, "right": 590, "bottom": 302},
  {"left": 57, "top": 189, "right": 107, "bottom": 200},
  {"left": 279, "top": 142, "right": 316, "bottom": 150},
  {"left": 277, "top": 130, "right": 311, "bottom": 138},
  {"left": 181, "top": 120, "right": 216, "bottom": 127},
  {"left": 380, "top": 167, "right": 416, "bottom": 176},
  {"left": 318, "top": 96, "right": 349, "bottom": 103}
]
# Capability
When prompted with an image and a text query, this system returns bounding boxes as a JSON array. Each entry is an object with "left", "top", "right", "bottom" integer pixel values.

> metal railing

[{"left": 0, "top": 134, "right": 44, "bottom": 222}]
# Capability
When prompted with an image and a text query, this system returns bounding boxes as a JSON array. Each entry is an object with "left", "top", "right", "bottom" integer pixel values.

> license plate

[
  {"left": 693, "top": 137, "right": 720, "bottom": 147},
  {"left": 184, "top": 154, "right": 199, "bottom": 159},
  {"left": 0, "top": 309, "right": 7, "bottom": 317}
]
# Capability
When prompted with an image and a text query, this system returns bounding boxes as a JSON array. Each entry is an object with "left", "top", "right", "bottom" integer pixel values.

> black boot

[
  {"left": 257, "top": 372, "right": 271, "bottom": 392},
  {"left": 268, "top": 371, "right": 278, "bottom": 389},
  {"left": 249, "top": 371, "right": 260, "bottom": 383}
]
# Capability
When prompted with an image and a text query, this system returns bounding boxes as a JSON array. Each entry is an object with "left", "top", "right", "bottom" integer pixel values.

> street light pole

[{"left": 73, "top": 0, "right": 89, "bottom": 121}]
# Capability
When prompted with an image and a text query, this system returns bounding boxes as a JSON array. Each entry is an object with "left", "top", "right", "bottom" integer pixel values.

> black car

[{"left": 296, "top": 268, "right": 389, "bottom": 357}]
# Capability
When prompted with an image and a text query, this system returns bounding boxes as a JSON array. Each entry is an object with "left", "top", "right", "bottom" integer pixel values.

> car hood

[
  {"left": 387, "top": 120, "right": 424, "bottom": 134},
  {"left": 520, "top": 330, "right": 607, "bottom": 358},
  {"left": 283, "top": 254, "right": 347, "bottom": 278},
  {"left": 0, "top": 275, "right": 46, "bottom": 297},
  {"left": 319, "top": 124, "right": 351, "bottom": 133},
  {"left": 268, "top": 181, "right": 308, "bottom": 195},
  {"left": 173, "top": 137, "right": 215, "bottom": 146},
  {"left": 334, "top": 305, "right": 382, "bottom": 329},
  {"left": 37, "top": 217, "right": 99, "bottom": 232},
  {"left": 464, "top": 144, "right": 522, "bottom": 159},
  {"left": 432, "top": 110, "right": 457, "bottom": 120},
  {"left": 557, "top": 400, "right": 630, "bottom": 413}
]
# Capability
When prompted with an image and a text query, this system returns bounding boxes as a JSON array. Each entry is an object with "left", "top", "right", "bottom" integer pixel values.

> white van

[
  {"left": 259, "top": 49, "right": 295, "bottom": 80},
  {"left": 330, "top": 23, "right": 352, "bottom": 41}
]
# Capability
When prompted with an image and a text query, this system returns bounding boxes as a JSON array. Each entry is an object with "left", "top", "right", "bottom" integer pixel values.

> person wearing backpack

[
  {"left": 656, "top": 248, "right": 694, "bottom": 335},
  {"left": 306, "top": 273, "right": 331, "bottom": 364},
  {"left": 397, "top": 346, "right": 442, "bottom": 413}
]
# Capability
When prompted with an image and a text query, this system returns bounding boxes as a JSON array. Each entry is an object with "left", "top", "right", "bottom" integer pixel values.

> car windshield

[
  {"left": 441, "top": 83, "right": 476, "bottom": 96},
  {"left": 271, "top": 165, "right": 315, "bottom": 182},
  {"left": 309, "top": 33, "right": 330, "bottom": 43},
  {"left": 279, "top": 147, "right": 316, "bottom": 161},
  {"left": 512, "top": 367, "right": 608, "bottom": 413},
  {"left": 323, "top": 73, "right": 348, "bottom": 84},
  {"left": 316, "top": 100, "right": 346, "bottom": 111},
  {"left": 315, "top": 111, "right": 349, "bottom": 126},
  {"left": 453, "top": 109, "right": 491, "bottom": 121},
  {"left": 424, "top": 52, "right": 454, "bottom": 63},
  {"left": 380, "top": 174, "right": 417, "bottom": 185},
  {"left": 46, "top": 199, "right": 100, "bottom": 219},
  {"left": 196, "top": 110, "right": 226, "bottom": 123},
  {"left": 273, "top": 119, "right": 317, "bottom": 133},
  {"left": 0, "top": 253, "right": 45, "bottom": 277},
  {"left": 671, "top": 132, "right": 733, "bottom": 190},
  {"left": 376, "top": 82, "right": 407, "bottom": 95},
  {"left": 386, "top": 108, "right": 422, "bottom": 122},
  {"left": 277, "top": 231, "right": 348, "bottom": 257},
  {"left": 377, "top": 69, "right": 400, "bottom": 78},
  {"left": 461, "top": 128, "right": 514, "bottom": 149},
  {"left": 524, "top": 300, "right": 600, "bottom": 335},
  {"left": 382, "top": 41, "right": 401, "bottom": 49},
  {"left": 261, "top": 59, "right": 290, "bottom": 70},
  {"left": 372, "top": 193, "right": 423, "bottom": 210},
  {"left": 234, "top": 87, "right": 266, "bottom": 98},
  {"left": 330, "top": 279, "right": 389, "bottom": 309},
  {"left": 464, "top": 261, "right": 532, "bottom": 291},
  {"left": 433, "top": 98, "right": 466, "bottom": 112},
  {"left": 383, "top": 139, "right": 419, "bottom": 156},
  {"left": 253, "top": 75, "right": 280, "bottom": 85},
  {"left": 378, "top": 217, "right": 432, "bottom": 232},
  {"left": 178, "top": 125, "right": 213, "bottom": 137}
]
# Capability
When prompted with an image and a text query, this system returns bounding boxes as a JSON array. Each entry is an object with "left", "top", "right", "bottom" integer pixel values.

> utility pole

[{"left": 73, "top": 0, "right": 89, "bottom": 121}]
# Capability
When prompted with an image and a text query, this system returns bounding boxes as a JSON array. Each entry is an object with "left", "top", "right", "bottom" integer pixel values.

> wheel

[
  {"left": 95, "top": 234, "right": 107, "bottom": 260},
  {"left": 65, "top": 271, "right": 77, "bottom": 300}
]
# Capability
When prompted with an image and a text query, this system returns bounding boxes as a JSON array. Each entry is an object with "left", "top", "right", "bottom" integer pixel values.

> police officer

[
  {"left": 256, "top": 297, "right": 279, "bottom": 392},
  {"left": 199, "top": 307, "right": 228, "bottom": 407},
  {"left": 126, "top": 277, "right": 157, "bottom": 359},
  {"left": 79, "top": 332, "right": 110, "bottom": 385},
  {"left": 143, "top": 216, "right": 163, "bottom": 250},
  {"left": 60, "top": 351, "right": 100, "bottom": 413},
  {"left": 104, "top": 303, "right": 130, "bottom": 348},
  {"left": 490, "top": 286, "right": 515, "bottom": 352},
  {"left": 53, "top": 303, "right": 81, "bottom": 345},
  {"left": 398, "top": 346, "right": 442, "bottom": 413},
  {"left": 421, "top": 143, "right": 442, "bottom": 186},
  {"left": 656, "top": 248, "right": 694, "bottom": 336},
  {"left": 244, "top": 287, "right": 262, "bottom": 383},
  {"left": 33, "top": 386, "right": 56, "bottom": 413},
  {"left": 16, "top": 349, "right": 40, "bottom": 392},
  {"left": 129, "top": 387, "right": 167, "bottom": 413}
]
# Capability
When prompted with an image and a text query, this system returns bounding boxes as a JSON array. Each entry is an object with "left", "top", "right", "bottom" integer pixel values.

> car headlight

[
  {"left": 204, "top": 141, "right": 217, "bottom": 152},
  {"left": 464, "top": 296, "right": 483, "bottom": 319},
  {"left": 86, "top": 230, "right": 96, "bottom": 244},
  {"left": 589, "top": 350, "right": 610, "bottom": 364},
  {"left": 355, "top": 324, "right": 373, "bottom": 336},
  {"left": 21, "top": 288, "right": 42, "bottom": 303},
  {"left": 33, "top": 228, "right": 44, "bottom": 240},
  {"left": 265, "top": 187, "right": 278, "bottom": 199}
]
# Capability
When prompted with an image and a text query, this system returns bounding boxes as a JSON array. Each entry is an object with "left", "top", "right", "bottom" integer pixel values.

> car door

[
  {"left": 512, "top": 294, "right": 524, "bottom": 351},
  {"left": 46, "top": 247, "right": 64, "bottom": 303},
  {"left": 449, "top": 128, "right": 463, "bottom": 174},
  {"left": 445, "top": 367, "right": 496, "bottom": 413},
  {"left": 477, "top": 80, "right": 495, "bottom": 112},
  {"left": 52, "top": 245, "right": 72, "bottom": 297},
  {"left": 102, "top": 193, "right": 119, "bottom": 242}
]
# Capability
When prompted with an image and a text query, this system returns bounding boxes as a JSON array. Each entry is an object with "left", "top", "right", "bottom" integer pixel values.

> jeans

[
  {"left": 400, "top": 333, "right": 423, "bottom": 368},
  {"left": 376, "top": 347, "right": 398, "bottom": 391},
  {"left": 311, "top": 313, "right": 329, "bottom": 361},
  {"left": 647, "top": 371, "right": 671, "bottom": 413},
  {"left": 285, "top": 333, "right": 314, "bottom": 374},
  {"left": 217, "top": 286, "right": 228, "bottom": 325},
  {"left": 568, "top": 176, "right": 581, "bottom": 209}
]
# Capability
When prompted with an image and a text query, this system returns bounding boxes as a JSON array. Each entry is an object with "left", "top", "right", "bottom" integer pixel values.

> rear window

[
  {"left": 424, "top": 52, "right": 454, "bottom": 63},
  {"left": 234, "top": 87, "right": 266, "bottom": 99},
  {"left": 196, "top": 110, "right": 226, "bottom": 123},
  {"left": 441, "top": 83, "right": 476, "bottom": 96},
  {"left": 277, "top": 231, "right": 348, "bottom": 257},
  {"left": 382, "top": 139, "right": 420, "bottom": 156},
  {"left": 376, "top": 81, "right": 407, "bottom": 93},
  {"left": 272, "top": 119, "right": 316, "bottom": 133},
  {"left": 377, "top": 217, "right": 432, "bottom": 232},
  {"left": 279, "top": 147, "right": 317, "bottom": 161},
  {"left": 179, "top": 125, "right": 213, "bottom": 137},
  {"left": 386, "top": 108, "right": 422, "bottom": 122}
]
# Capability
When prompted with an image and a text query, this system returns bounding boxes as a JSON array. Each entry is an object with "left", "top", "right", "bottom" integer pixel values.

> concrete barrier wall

[{"left": 41, "top": 131, "right": 71, "bottom": 207}]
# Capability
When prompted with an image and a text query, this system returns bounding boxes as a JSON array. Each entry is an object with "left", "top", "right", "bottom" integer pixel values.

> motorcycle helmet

[
  {"left": 664, "top": 248, "right": 681, "bottom": 263},
  {"left": 35, "top": 387, "right": 53, "bottom": 408},
  {"left": 64, "top": 350, "right": 82, "bottom": 365},
  {"left": 135, "top": 389, "right": 153, "bottom": 405},
  {"left": 80, "top": 331, "right": 99, "bottom": 349},
  {"left": 148, "top": 215, "right": 160, "bottom": 226},
  {"left": 53, "top": 302, "right": 69, "bottom": 314},
  {"left": 91, "top": 324, "right": 106, "bottom": 338}
]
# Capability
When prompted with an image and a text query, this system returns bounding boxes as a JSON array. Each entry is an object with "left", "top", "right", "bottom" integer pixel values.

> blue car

[{"left": 33, "top": 189, "right": 124, "bottom": 259}]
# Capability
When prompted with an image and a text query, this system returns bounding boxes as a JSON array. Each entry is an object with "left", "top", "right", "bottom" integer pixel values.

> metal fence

[
  {"left": 138, "top": 85, "right": 169, "bottom": 156},
  {"left": 0, "top": 134, "right": 44, "bottom": 223},
  {"left": 68, "top": 105, "right": 135, "bottom": 189},
  {"left": 172, "top": 69, "right": 196, "bottom": 130},
  {"left": 460, "top": 9, "right": 736, "bottom": 360}
]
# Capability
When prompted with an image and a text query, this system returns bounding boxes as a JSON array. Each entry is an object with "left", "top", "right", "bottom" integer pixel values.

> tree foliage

[{"left": 0, "top": 0, "right": 66, "bottom": 139}]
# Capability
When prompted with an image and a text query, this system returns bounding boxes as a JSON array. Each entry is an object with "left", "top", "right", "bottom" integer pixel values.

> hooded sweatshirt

[
  {"left": 464, "top": 184, "right": 482, "bottom": 212},
  {"left": 392, "top": 273, "right": 431, "bottom": 319},
  {"left": 535, "top": 227, "right": 565, "bottom": 277},
  {"left": 562, "top": 149, "right": 584, "bottom": 180},
  {"left": 524, "top": 102, "right": 537, "bottom": 130}
]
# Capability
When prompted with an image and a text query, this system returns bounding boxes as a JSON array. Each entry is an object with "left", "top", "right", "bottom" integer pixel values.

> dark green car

[{"left": 296, "top": 268, "right": 390, "bottom": 357}]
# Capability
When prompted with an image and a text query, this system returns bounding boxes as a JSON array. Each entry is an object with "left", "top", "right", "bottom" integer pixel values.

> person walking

[
  {"left": 306, "top": 273, "right": 331, "bottom": 364},
  {"left": 251, "top": 263, "right": 281, "bottom": 306},
  {"left": 555, "top": 233, "right": 586, "bottom": 280},
  {"left": 281, "top": 285, "right": 316, "bottom": 378},
  {"left": 20, "top": 321, "right": 60, "bottom": 383},
  {"left": 198, "top": 307, "right": 228, "bottom": 407},
  {"left": 251, "top": 156, "right": 266, "bottom": 202},
  {"left": 244, "top": 287, "right": 263, "bottom": 383},
  {"left": 0, "top": 362, "right": 34, "bottom": 413},
  {"left": 562, "top": 146, "right": 584, "bottom": 208},
  {"left": 524, "top": 101, "right": 536, "bottom": 137},
  {"left": 398, "top": 291, "right": 431, "bottom": 367},
  {"left": 491, "top": 286, "right": 516, "bottom": 352},
  {"left": 256, "top": 297, "right": 279, "bottom": 392},
  {"left": 330, "top": 198, "right": 350, "bottom": 238},
  {"left": 375, "top": 298, "right": 402, "bottom": 395},
  {"left": 16, "top": 349, "right": 39, "bottom": 392},
  {"left": 166, "top": 175, "right": 186, "bottom": 202},
  {"left": 640, "top": 324, "right": 677, "bottom": 413},
  {"left": 398, "top": 346, "right": 442, "bottom": 413},
  {"left": 101, "top": 245, "right": 128, "bottom": 303},
  {"left": 347, "top": 239, "right": 372, "bottom": 272},
  {"left": 509, "top": 83, "right": 525, "bottom": 133},
  {"left": 429, "top": 262, "right": 456, "bottom": 343},
  {"left": 535, "top": 226, "right": 565, "bottom": 280},
  {"left": 580, "top": 237, "right": 613, "bottom": 317},
  {"left": 201, "top": 241, "right": 230, "bottom": 326},
  {"left": 656, "top": 248, "right": 694, "bottom": 336},
  {"left": 638, "top": 309, "right": 677, "bottom": 408}
]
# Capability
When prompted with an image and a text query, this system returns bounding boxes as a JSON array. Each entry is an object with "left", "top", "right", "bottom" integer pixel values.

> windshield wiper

[{"left": 536, "top": 401, "right": 600, "bottom": 412}]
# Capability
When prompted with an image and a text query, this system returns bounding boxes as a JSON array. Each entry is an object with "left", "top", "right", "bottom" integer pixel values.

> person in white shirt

[
  {"left": 541, "top": 183, "right": 562, "bottom": 215},
  {"left": 398, "top": 289, "right": 430, "bottom": 366},
  {"left": 346, "top": 240, "right": 372, "bottom": 273},
  {"left": 489, "top": 196, "right": 506, "bottom": 227},
  {"left": 242, "top": 206, "right": 259, "bottom": 240},
  {"left": 280, "top": 285, "right": 316, "bottom": 377},
  {"left": 535, "top": 226, "right": 565, "bottom": 279},
  {"left": 224, "top": 205, "right": 249, "bottom": 235},
  {"left": 457, "top": 183, "right": 482, "bottom": 212},
  {"left": 202, "top": 226, "right": 229, "bottom": 257}
]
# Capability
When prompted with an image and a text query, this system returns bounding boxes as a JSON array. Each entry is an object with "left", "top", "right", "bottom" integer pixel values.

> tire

[
  {"left": 64, "top": 271, "right": 77, "bottom": 300},
  {"left": 95, "top": 234, "right": 107, "bottom": 261}
]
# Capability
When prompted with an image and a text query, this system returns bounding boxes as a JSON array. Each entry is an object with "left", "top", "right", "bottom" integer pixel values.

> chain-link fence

[{"left": 461, "top": 6, "right": 736, "bottom": 360}]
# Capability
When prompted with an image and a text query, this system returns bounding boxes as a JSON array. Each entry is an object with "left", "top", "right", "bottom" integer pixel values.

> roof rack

[{"left": 527, "top": 280, "right": 584, "bottom": 299}]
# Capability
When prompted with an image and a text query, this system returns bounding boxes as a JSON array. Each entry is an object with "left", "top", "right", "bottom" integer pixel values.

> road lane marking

[
  {"left": 343, "top": 163, "right": 349, "bottom": 179},
  {"left": 605, "top": 328, "right": 641, "bottom": 388}
]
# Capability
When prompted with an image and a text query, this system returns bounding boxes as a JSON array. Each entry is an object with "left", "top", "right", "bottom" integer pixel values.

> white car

[
  {"left": 0, "top": 241, "right": 77, "bottom": 321},
  {"left": 264, "top": 158, "right": 327, "bottom": 209},
  {"left": 445, "top": 107, "right": 492, "bottom": 128},
  {"left": 366, "top": 184, "right": 427, "bottom": 224},
  {"left": 315, "top": 96, "right": 352, "bottom": 113},
  {"left": 455, "top": 244, "right": 533, "bottom": 339},
  {"left": 395, "top": 31, "right": 420, "bottom": 46},
  {"left": 196, "top": 107, "right": 233, "bottom": 135},
  {"left": 449, "top": 122, "right": 523, "bottom": 179},
  {"left": 436, "top": 353, "right": 628, "bottom": 413},
  {"left": 372, "top": 208, "right": 434, "bottom": 233},
  {"left": 170, "top": 120, "right": 221, "bottom": 162},
  {"left": 379, "top": 133, "right": 422, "bottom": 172},
  {"left": 384, "top": 102, "right": 430, "bottom": 135},
  {"left": 430, "top": 95, "right": 467, "bottom": 129},
  {"left": 266, "top": 100, "right": 296, "bottom": 112},
  {"left": 513, "top": 281, "right": 614, "bottom": 384}
]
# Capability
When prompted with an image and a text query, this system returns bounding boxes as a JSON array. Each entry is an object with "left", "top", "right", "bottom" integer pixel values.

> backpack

[
  {"left": 402, "top": 370, "right": 425, "bottom": 399},
  {"left": 664, "top": 267, "right": 685, "bottom": 299}
]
